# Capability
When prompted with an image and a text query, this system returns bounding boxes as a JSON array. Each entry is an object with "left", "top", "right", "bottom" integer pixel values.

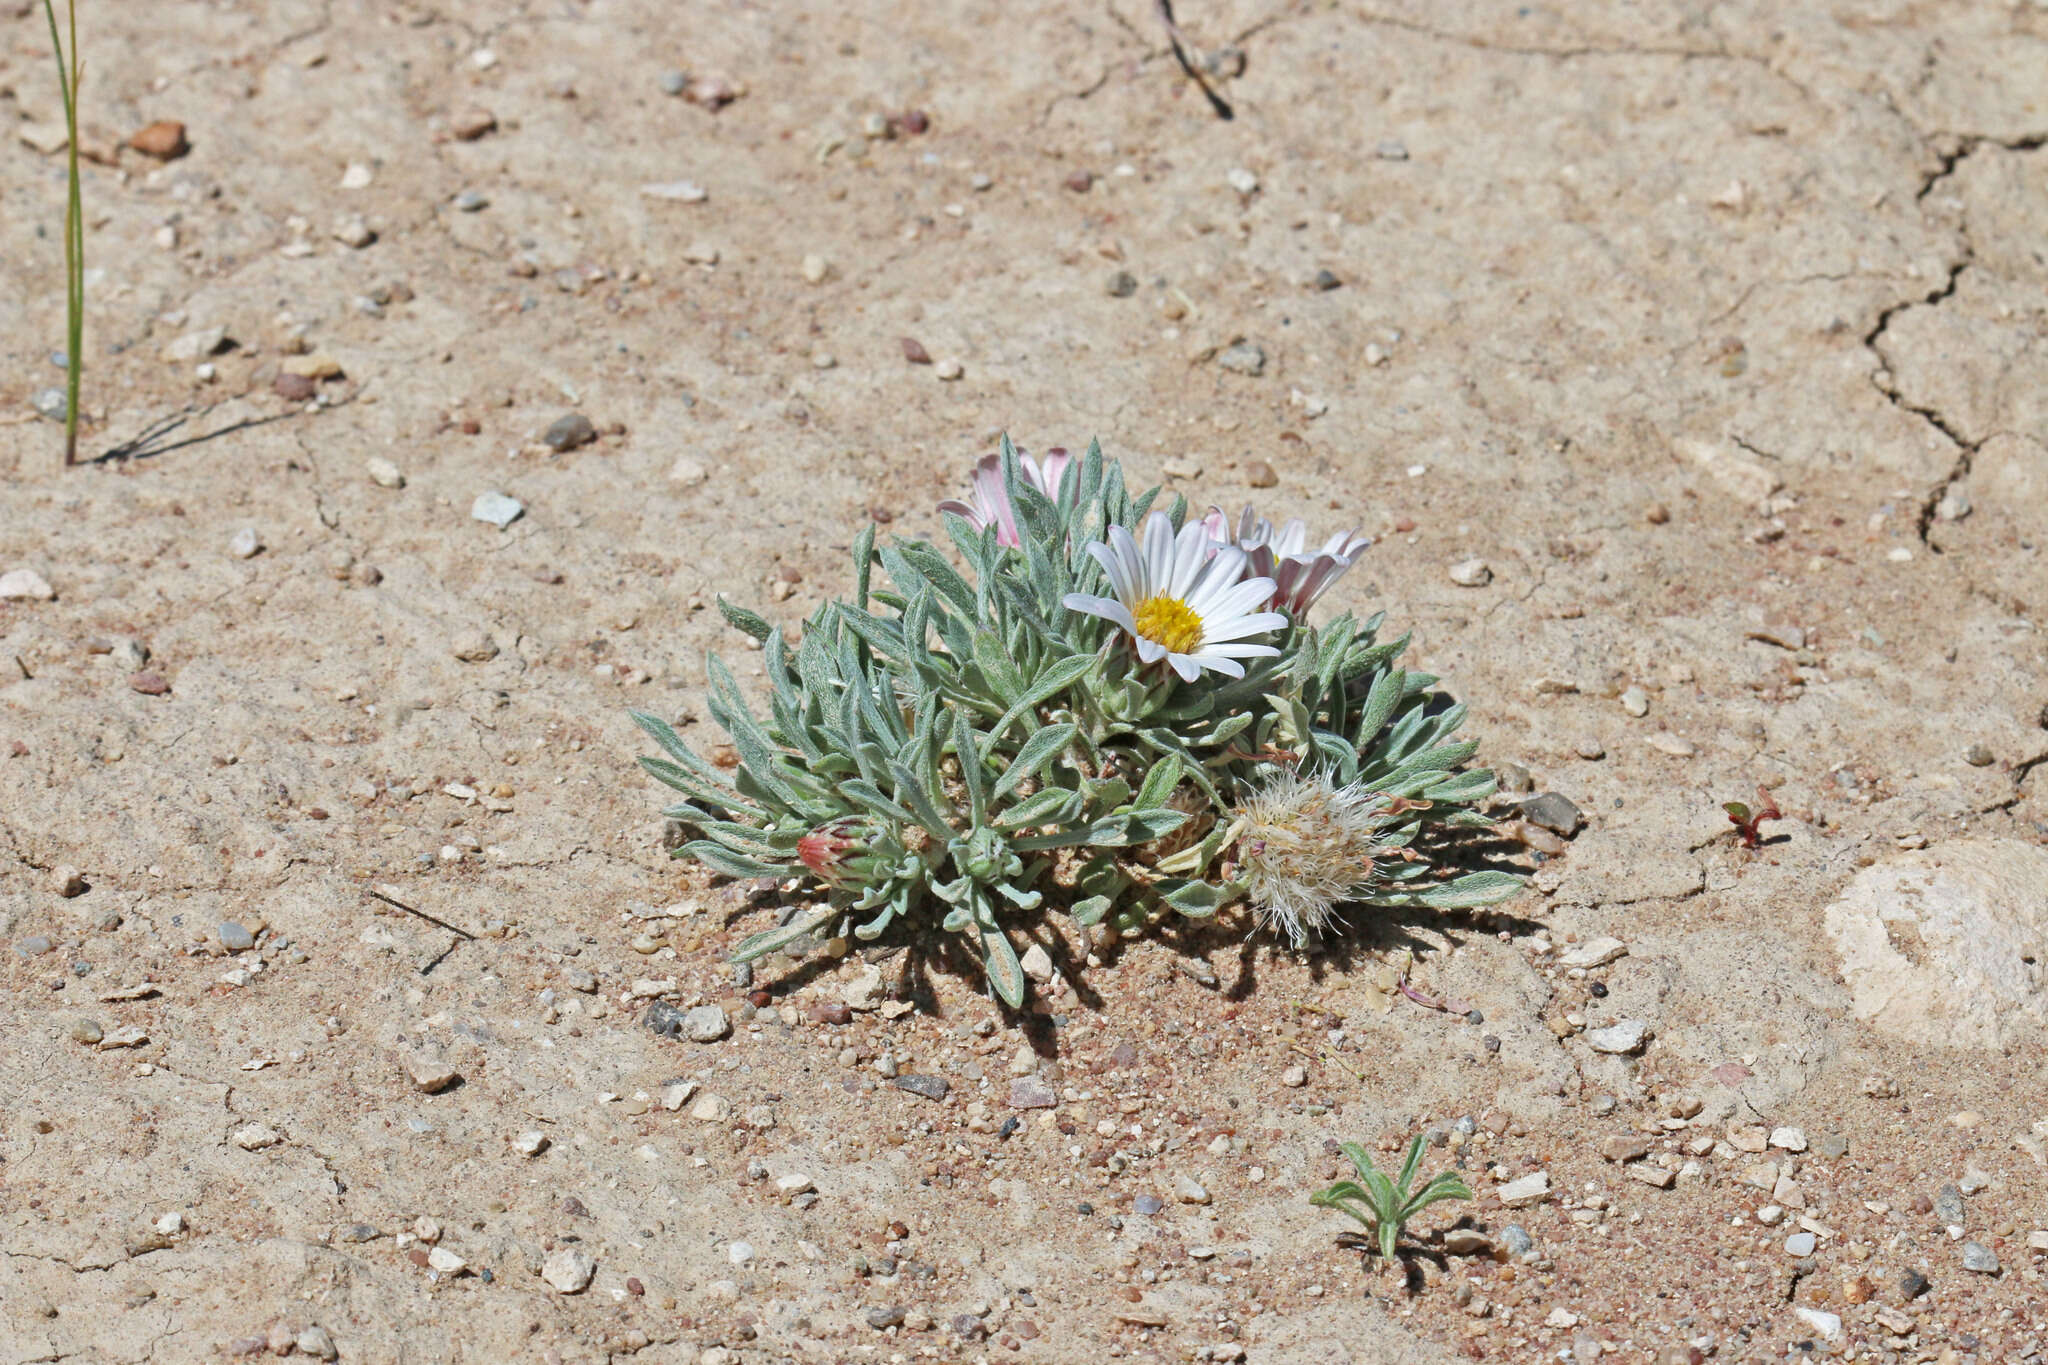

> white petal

[
  {"left": 1197, "top": 640, "right": 1282, "bottom": 659},
  {"left": 1134, "top": 636, "right": 1168, "bottom": 664},
  {"left": 1107, "top": 524, "right": 1144, "bottom": 595},
  {"left": 1140, "top": 512, "right": 1175, "bottom": 596},
  {"left": 1062, "top": 593, "right": 1138, "bottom": 636},
  {"left": 1166, "top": 651, "right": 1204, "bottom": 682},
  {"left": 1167, "top": 521, "right": 1211, "bottom": 598},
  {"left": 1193, "top": 567, "right": 1272, "bottom": 619},
  {"left": 1185, "top": 545, "right": 1250, "bottom": 611},
  {"left": 1200, "top": 609, "right": 1288, "bottom": 642}
]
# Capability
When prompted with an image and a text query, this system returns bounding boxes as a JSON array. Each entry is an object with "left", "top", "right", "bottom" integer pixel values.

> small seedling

[
  {"left": 1309, "top": 1133, "right": 1473, "bottom": 1260},
  {"left": 1723, "top": 784, "right": 1783, "bottom": 849}
]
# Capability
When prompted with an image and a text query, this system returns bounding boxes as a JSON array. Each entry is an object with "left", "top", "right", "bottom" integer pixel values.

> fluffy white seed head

[{"left": 1233, "top": 769, "right": 1389, "bottom": 948}]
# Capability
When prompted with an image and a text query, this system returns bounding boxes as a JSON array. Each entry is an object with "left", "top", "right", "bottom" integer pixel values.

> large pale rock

[{"left": 1825, "top": 840, "right": 2048, "bottom": 1050}]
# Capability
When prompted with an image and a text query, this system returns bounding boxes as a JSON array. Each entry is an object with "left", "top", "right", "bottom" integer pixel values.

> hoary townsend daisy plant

[{"left": 632, "top": 437, "right": 1523, "bottom": 1008}]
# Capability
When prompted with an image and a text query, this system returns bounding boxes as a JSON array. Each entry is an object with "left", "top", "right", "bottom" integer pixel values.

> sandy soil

[{"left": 3, "top": 1, "right": 2047, "bottom": 1362}]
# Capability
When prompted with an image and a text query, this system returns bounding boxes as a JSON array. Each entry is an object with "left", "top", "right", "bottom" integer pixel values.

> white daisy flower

[{"left": 1063, "top": 511, "right": 1287, "bottom": 682}]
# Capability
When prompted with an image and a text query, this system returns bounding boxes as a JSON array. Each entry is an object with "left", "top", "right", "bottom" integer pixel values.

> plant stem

[{"left": 41, "top": 0, "right": 83, "bottom": 465}]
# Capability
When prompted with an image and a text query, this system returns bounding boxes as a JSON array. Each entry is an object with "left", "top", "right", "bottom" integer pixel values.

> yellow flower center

[{"left": 1132, "top": 595, "right": 1204, "bottom": 655}]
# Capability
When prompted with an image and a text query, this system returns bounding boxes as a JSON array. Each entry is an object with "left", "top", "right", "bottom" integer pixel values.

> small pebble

[
  {"left": 217, "top": 921, "right": 256, "bottom": 952},
  {"left": 894, "top": 1074, "right": 950, "bottom": 1101},
  {"left": 901, "top": 337, "right": 932, "bottom": 365},
  {"left": 69, "top": 1018, "right": 103, "bottom": 1045},
  {"left": 1375, "top": 139, "right": 1409, "bottom": 160},
  {"left": 128, "top": 120, "right": 189, "bottom": 159},
  {"left": 1225, "top": 167, "right": 1258, "bottom": 195},
  {"left": 1311, "top": 268, "right": 1342, "bottom": 291},
  {"left": 1105, "top": 270, "right": 1137, "bottom": 298},
  {"left": 404, "top": 1054, "right": 461, "bottom": 1093},
  {"left": 543, "top": 413, "right": 598, "bottom": 452},
  {"left": 232, "top": 1123, "right": 281, "bottom": 1150},
  {"left": 32, "top": 388, "right": 66, "bottom": 422},
  {"left": 1520, "top": 792, "right": 1584, "bottom": 835},
  {"left": 296, "top": 1326, "right": 338, "bottom": 1361},
  {"left": 1961, "top": 1240, "right": 2000, "bottom": 1274},
  {"left": 51, "top": 864, "right": 86, "bottom": 897},
  {"left": 1216, "top": 341, "right": 1266, "bottom": 376},
  {"left": 1133, "top": 1194, "right": 1165, "bottom": 1217},
  {"left": 866, "top": 1306, "right": 906, "bottom": 1330},
  {"left": 934, "top": 359, "right": 964, "bottom": 381},
  {"left": 1064, "top": 170, "right": 1093, "bottom": 192},
  {"left": 228, "top": 528, "right": 263, "bottom": 559},
  {"left": 1, "top": 568, "right": 57, "bottom": 601},
  {"left": 1245, "top": 460, "right": 1277, "bottom": 489},
  {"left": 801, "top": 253, "right": 831, "bottom": 284},
  {"left": 659, "top": 70, "right": 689, "bottom": 95},
  {"left": 1964, "top": 743, "right": 1994, "bottom": 767},
  {"left": 514, "top": 1131, "right": 549, "bottom": 1156},
  {"left": 682, "top": 241, "right": 720, "bottom": 265},
  {"left": 366, "top": 456, "right": 405, "bottom": 488},
  {"left": 1784, "top": 1231, "right": 1817, "bottom": 1256},
  {"left": 450, "top": 106, "right": 497, "bottom": 140},
  {"left": 1574, "top": 737, "right": 1606, "bottom": 760},
  {"left": 541, "top": 1247, "right": 596, "bottom": 1293},
  {"left": 453, "top": 190, "right": 489, "bottom": 212},
  {"left": 1620, "top": 686, "right": 1649, "bottom": 717},
  {"left": 1585, "top": 1019, "right": 1650, "bottom": 1054},
  {"left": 450, "top": 630, "right": 498, "bottom": 663},
  {"left": 684, "top": 1005, "right": 731, "bottom": 1042},
  {"left": 1448, "top": 557, "right": 1492, "bottom": 587},
  {"left": 471, "top": 491, "right": 525, "bottom": 528},
  {"left": 1934, "top": 1184, "right": 1966, "bottom": 1225},
  {"left": 332, "top": 214, "right": 374, "bottom": 248},
  {"left": 1281, "top": 1065, "right": 1307, "bottom": 1088}
]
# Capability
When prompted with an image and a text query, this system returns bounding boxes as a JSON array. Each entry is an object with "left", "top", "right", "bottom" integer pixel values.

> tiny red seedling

[{"left": 1724, "top": 785, "right": 1783, "bottom": 849}]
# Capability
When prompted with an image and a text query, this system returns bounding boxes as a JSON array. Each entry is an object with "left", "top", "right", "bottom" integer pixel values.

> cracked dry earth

[{"left": 3, "top": 1, "right": 2048, "bottom": 1362}]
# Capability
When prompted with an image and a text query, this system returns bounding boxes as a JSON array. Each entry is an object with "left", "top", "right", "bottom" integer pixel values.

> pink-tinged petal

[
  {"left": 1200, "top": 608, "right": 1288, "bottom": 642},
  {"left": 1234, "top": 505, "right": 1262, "bottom": 545},
  {"left": 1198, "top": 506, "right": 1231, "bottom": 544},
  {"left": 1062, "top": 592, "right": 1138, "bottom": 635},
  {"left": 936, "top": 499, "right": 986, "bottom": 529},
  {"left": 971, "top": 461, "right": 1023, "bottom": 549},
  {"left": 1166, "top": 652, "right": 1204, "bottom": 682},
  {"left": 1039, "top": 448, "right": 1074, "bottom": 502}
]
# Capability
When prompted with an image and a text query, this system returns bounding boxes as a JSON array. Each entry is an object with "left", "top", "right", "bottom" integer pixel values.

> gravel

[
  {"left": 683, "top": 1005, "right": 731, "bottom": 1042},
  {"left": 471, "top": 492, "right": 525, "bottom": 528},
  {"left": 1448, "top": 557, "right": 1492, "bottom": 587},
  {"left": 1961, "top": 1240, "right": 1999, "bottom": 1273},
  {"left": 543, "top": 413, "right": 598, "bottom": 452},
  {"left": 894, "top": 1074, "right": 950, "bottom": 1101},
  {"left": 541, "top": 1247, "right": 595, "bottom": 1293},
  {"left": 1584, "top": 1019, "right": 1650, "bottom": 1054},
  {"left": 1519, "top": 792, "right": 1584, "bottom": 835},
  {"left": 1216, "top": 341, "right": 1266, "bottom": 376}
]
